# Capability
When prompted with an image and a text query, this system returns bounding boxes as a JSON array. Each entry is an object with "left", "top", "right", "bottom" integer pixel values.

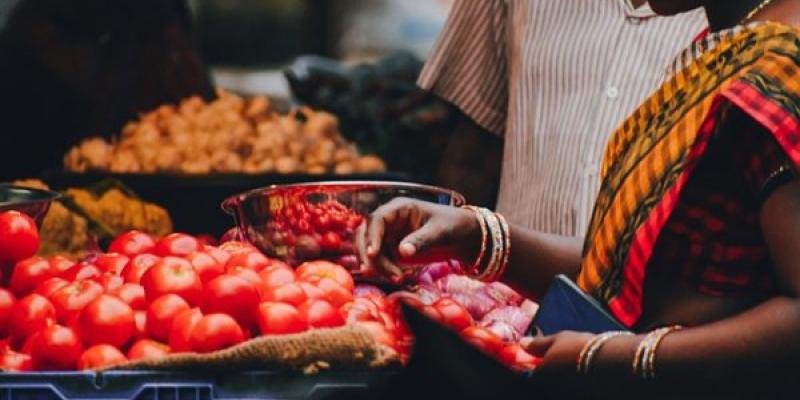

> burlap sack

[{"left": 103, "top": 324, "right": 400, "bottom": 374}]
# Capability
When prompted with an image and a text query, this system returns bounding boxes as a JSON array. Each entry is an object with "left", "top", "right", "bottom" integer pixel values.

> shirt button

[{"left": 606, "top": 86, "right": 620, "bottom": 99}]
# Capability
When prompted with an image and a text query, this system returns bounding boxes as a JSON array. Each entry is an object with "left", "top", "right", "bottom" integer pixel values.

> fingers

[
  {"left": 366, "top": 198, "right": 417, "bottom": 257},
  {"left": 398, "top": 222, "right": 445, "bottom": 258},
  {"left": 521, "top": 335, "right": 555, "bottom": 357},
  {"left": 375, "top": 254, "right": 404, "bottom": 284}
]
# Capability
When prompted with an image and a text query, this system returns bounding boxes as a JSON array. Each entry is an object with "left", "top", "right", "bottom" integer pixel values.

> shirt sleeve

[{"left": 417, "top": 0, "right": 509, "bottom": 136}]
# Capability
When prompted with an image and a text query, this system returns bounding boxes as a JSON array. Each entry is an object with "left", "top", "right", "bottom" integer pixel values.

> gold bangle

[
  {"left": 461, "top": 206, "right": 489, "bottom": 277},
  {"left": 477, "top": 208, "right": 503, "bottom": 282},
  {"left": 577, "top": 331, "right": 633, "bottom": 376},
  {"left": 494, "top": 212, "right": 511, "bottom": 281},
  {"left": 632, "top": 326, "right": 683, "bottom": 379},
  {"left": 644, "top": 325, "right": 683, "bottom": 379},
  {"left": 632, "top": 331, "right": 657, "bottom": 378}
]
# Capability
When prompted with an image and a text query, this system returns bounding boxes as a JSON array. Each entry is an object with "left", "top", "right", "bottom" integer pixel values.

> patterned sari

[{"left": 577, "top": 23, "right": 800, "bottom": 327}]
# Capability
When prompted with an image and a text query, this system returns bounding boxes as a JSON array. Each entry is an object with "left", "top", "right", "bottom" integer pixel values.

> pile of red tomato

[{"left": 0, "top": 216, "right": 409, "bottom": 371}]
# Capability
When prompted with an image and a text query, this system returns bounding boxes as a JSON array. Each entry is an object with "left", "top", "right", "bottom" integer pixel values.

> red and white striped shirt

[{"left": 419, "top": 0, "right": 707, "bottom": 237}]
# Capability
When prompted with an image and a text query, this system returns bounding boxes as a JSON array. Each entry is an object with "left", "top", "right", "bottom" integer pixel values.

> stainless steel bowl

[
  {"left": 221, "top": 181, "right": 465, "bottom": 273},
  {"left": 0, "top": 184, "right": 61, "bottom": 227}
]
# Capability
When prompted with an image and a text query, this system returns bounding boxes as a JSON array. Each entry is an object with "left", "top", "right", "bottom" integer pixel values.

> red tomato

[
  {"left": 30, "top": 324, "right": 83, "bottom": 370},
  {"left": 127, "top": 339, "right": 170, "bottom": 360},
  {"left": 203, "top": 245, "right": 231, "bottom": 265},
  {"left": 9, "top": 294, "right": 55, "bottom": 344},
  {"left": 202, "top": 275, "right": 260, "bottom": 329},
  {"left": 185, "top": 252, "right": 224, "bottom": 283},
  {"left": 9, "top": 256, "right": 53, "bottom": 297},
  {"left": 0, "top": 349, "right": 33, "bottom": 371},
  {"left": 299, "top": 282, "right": 326, "bottom": 301},
  {"left": 319, "top": 232, "right": 342, "bottom": 252},
  {"left": 460, "top": 326, "right": 504, "bottom": 354},
  {"left": 262, "top": 283, "right": 307, "bottom": 307},
  {"left": 195, "top": 234, "right": 217, "bottom": 246},
  {"left": 297, "top": 299, "right": 343, "bottom": 328},
  {"left": 36, "top": 277, "right": 70, "bottom": 298},
  {"left": 108, "top": 283, "right": 146, "bottom": 310},
  {"left": 190, "top": 314, "right": 246, "bottom": 353},
  {"left": 168, "top": 308, "right": 202, "bottom": 353},
  {"left": 496, "top": 343, "right": 541, "bottom": 371},
  {"left": 121, "top": 253, "right": 160, "bottom": 284},
  {"left": 420, "top": 305, "right": 444, "bottom": 324},
  {"left": 146, "top": 294, "right": 190, "bottom": 342},
  {"left": 77, "top": 344, "right": 127, "bottom": 370},
  {"left": 257, "top": 302, "right": 308, "bottom": 335},
  {"left": 95, "top": 253, "right": 130, "bottom": 275},
  {"left": 154, "top": 233, "right": 201, "bottom": 257},
  {"left": 258, "top": 266, "right": 295, "bottom": 290},
  {"left": 218, "top": 241, "right": 257, "bottom": 256},
  {"left": 133, "top": 311, "right": 147, "bottom": 340},
  {"left": 0, "top": 211, "right": 39, "bottom": 264},
  {"left": 108, "top": 231, "right": 156, "bottom": 256},
  {"left": 0, "top": 289, "right": 15, "bottom": 337},
  {"left": 356, "top": 321, "right": 397, "bottom": 349},
  {"left": 97, "top": 273, "right": 124, "bottom": 292},
  {"left": 141, "top": 256, "right": 202, "bottom": 306},
  {"left": 433, "top": 298, "right": 474, "bottom": 331},
  {"left": 60, "top": 262, "right": 101, "bottom": 282},
  {"left": 296, "top": 261, "right": 354, "bottom": 292},
  {"left": 340, "top": 298, "right": 382, "bottom": 323},
  {"left": 49, "top": 280, "right": 104, "bottom": 324},
  {"left": 47, "top": 256, "right": 75, "bottom": 275},
  {"left": 224, "top": 252, "right": 271, "bottom": 272},
  {"left": 314, "top": 278, "right": 353, "bottom": 308},
  {"left": 78, "top": 294, "right": 136, "bottom": 348},
  {"left": 227, "top": 266, "right": 263, "bottom": 288}
]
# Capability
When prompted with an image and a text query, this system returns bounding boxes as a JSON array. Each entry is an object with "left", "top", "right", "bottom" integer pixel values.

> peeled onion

[
  {"left": 450, "top": 291, "right": 499, "bottom": 321},
  {"left": 436, "top": 274, "right": 485, "bottom": 295},
  {"left": 354, "top": 285, "right": 386, "bottom": 298},
  {"left": 482, "top": 320, "right": 520, "bottom": 343},
  {"left": 413, "top": 283, "right": 442, "bottom": 305},
  {"left": 414, "top": 261, "right": 455, "bottom": 285},
  {"left": 485, "top": 282, "right": 523, "bottom": 306},
  {"left": 480, "top": 306, "right": 534, "bottom": 336}
]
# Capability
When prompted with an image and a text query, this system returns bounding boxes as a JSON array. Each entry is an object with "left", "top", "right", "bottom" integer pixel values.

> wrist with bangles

[
  {"left": 576, "top": 325, "right": 684, "bottom": 379},
  {"left": 461, "top": 205, "right": 511, "bottom": 282}
]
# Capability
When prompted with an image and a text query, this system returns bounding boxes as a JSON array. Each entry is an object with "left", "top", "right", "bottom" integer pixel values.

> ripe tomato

[
  {"left": 96, "top": 272, "right": 124, "bottom": 292},
  {"left": 218, "top": 241, "right": 257, "bottom": 256},
  {"left": 195, "top": 234, "right": 217, "bottom": 246},
  {"left": 202, "top": 275, "right": 260, "bottom": 329},
  {"left": 257, "top": 302, "right": 308, "bottom": 335},
  {"left": 314, "top": 278, "right": 353, "bottom": 308},
  {"left": 262, "top": 283, "right": 307, "bottom": 307},
  {"left": 0, "top": 211, "right": 39, "bottom": 264},
  {"left": 127, "top": 339, "right": 170, "bottom": 360},
  {"left": 420, "top": 305, "right": 444, "bottom": 324},
  {"left": 49, "top": 280, "right": 104, "bottom": 324},
  {"left": 78, "top": 294, "right": 136, "bottom": 348},
  {"left": 60, "top": 262, "right": 101, "bottom": 282},
  {"left": 146, "top": 294, "right": 190, "bottom": 342},
  {"left": 30, "top": 324, "right": 83, "bottom": 370},
  {"left": 9, "top": 256, "right": 54, "bottom": 297},
  {"left": 496, "top": 343, "right": 541, "bottom": 372},
  {"left": 190, "top": 314, "right": 245, "bottom": 353},
  {"left": 460, "top": 326, "right": 504, "bottom": 355},
  {"left": 47, "top": 256, "right": 75, "bottom": 275},
  {"left": 258, "top": 266, "right": 295, "bottom": 290},
  {"left": 340, "top": 298, "right": 381, "bottom": 323},
  {"left": 141, "top": 257, "right": 202, "bottom": 306},
  {"left": 154, "top": 233, "right": 201, "bottom": 257},
  {"left": 224, "top": 252, "right": 271, "bottom": 272},
  {"left": 36, "top": 277, "right": 70, "bottom": 298},
  {"left": 227, "top": 266, "right": 263, "bottom": 288},
  {"left": 108, "top": 231, "right": 156, "bottom": 256},
  {"left": 133, "top": 310, "right": 147, "bottom": 340},
  {"left": 296, "top": 261, "right": 354, "bottom": 292},
  {"left": 319, "top": 232, "right": 342, "bottom": 252},
  {"left": 297, "top": 299, "right": 343, "bottom": 328},
  {"left": 0, "top": 349, "right": 33, "bottom": 371},
  {"left": 77, "top": 344, "right": 127, "bottom": 370},
  {"left": 121, "top": 253, "right": 160, "bottom": 284},
  {"left": 433, "top": 298, "right": 474, "bottom": 331},
  {"left": 168, "top": 308, "right": 202, "bottom": 353},
  {"left": 0, "top": 289, "right": 15, "bottom": 336},
  {"left": 356, "top": 321, "right": 397, "bottom": 349},
  {"left": 203, "top": 245, "right": 231, "bottom": 265},
  {"left": 9, "top": 294, "right": 55, "bottom": 343},
  {"left": 185, "top": 252, "right": 224, "bottom": 283},
  {"left": 95, "top": 253, "right": 130, "bottom": 275},
  {"left": 108, "top": 283, "right": 146, "bottom": 310},
  {"left": 299, "top": 282, "right": 325, "bottom": 301}
]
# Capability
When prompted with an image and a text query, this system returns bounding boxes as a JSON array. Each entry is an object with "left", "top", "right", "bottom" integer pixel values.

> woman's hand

[
  {"left": 521, "top": 331, "right": 593, "bottom": 377},
  {"left": 356, "top": 198, "right": 481, "bottom": 282}
]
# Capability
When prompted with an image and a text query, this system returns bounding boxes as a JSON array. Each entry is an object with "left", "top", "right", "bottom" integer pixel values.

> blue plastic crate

[{"left": 0, "top": 370, "right": 393, "bottom": 400}]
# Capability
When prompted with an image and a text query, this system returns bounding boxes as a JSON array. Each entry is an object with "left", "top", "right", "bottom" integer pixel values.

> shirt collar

[{"left": 621, "top": 0, "right": 657, "bottom": 19}]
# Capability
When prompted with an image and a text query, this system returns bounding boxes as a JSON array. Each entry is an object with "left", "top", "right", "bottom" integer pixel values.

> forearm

[
  {"left": 591, "top": 297, "right": 800, "bottom": 396},
  {"left": 501, "top": 225, "right": 583, "bottom": 300}
]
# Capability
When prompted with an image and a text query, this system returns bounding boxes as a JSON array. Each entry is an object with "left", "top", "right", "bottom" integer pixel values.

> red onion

[
  {"left": 221, "top": 227, "right": 243, "bottom": 242},
  {"left": 480, "top": 306, "right": 534, "bottom": 336},
  {"left": 354, "top": 284, "right": 386, "bottom": 298},
  {"left": 436, "top": 274, "right": 485, "bottom": 294},
  {"left": 520, "top": 299, "right": 539, "bottom": 320},
  {"left": 413, "top": 283, "right": 442, "bottom": 305},
  {"left": 484, "top": 282, "right": 523, "bottom": 306},
  {"left": 483, "top": 320, "right": 520, "bottom": 343},
  {"left": 450, "top": 291, "right": 499, "bottom": 321},
  {"left": 414, "top": 261, "right": 455, "bottom": 285}
]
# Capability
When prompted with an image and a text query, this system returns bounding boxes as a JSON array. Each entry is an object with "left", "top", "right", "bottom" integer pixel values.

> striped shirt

[{"left": 419, "top": 0, "right": 707, "bottom": 237}]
